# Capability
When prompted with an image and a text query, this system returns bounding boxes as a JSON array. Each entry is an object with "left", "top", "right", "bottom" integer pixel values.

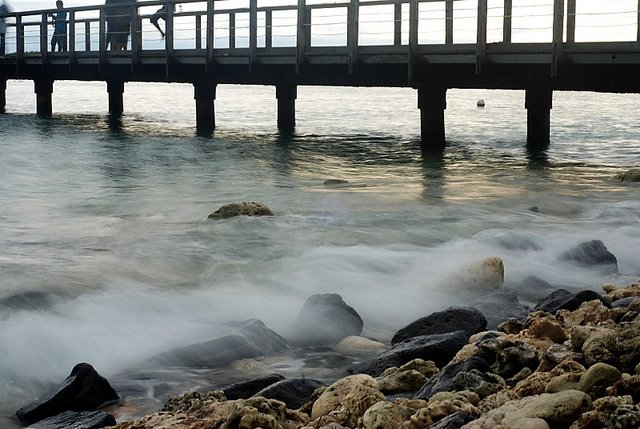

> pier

[{"left": 1, "top": 0, "right": 640, "bottom": 150}]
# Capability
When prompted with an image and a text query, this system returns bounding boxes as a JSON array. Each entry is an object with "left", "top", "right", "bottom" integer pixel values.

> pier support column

[
  {"left": 107, "top": 81, "right": 125, "bottom": 115},
  {"left": 0, "top": 79, "right": 6, "bottom": 114},
  {"left": 525, "top": 87, "right": 553, "bottom": 151},
  {"left": 34, "top": 79, "right": 54, "bottom": 116},
  {"left": 417, "top": 86, "right": 447, "bottom": 150},
  {"left": 276, "top": 85, "right": 297, "bottom": 131},
  {"left": 194, "top": 81, "right": 216, "bottom": 133}
]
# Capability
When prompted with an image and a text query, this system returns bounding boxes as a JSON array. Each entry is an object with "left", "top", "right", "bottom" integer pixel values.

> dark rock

[
  {"left": 559, "top": 240, "right": 618, "bottom": 273},
  {"left": 415, "top": 356, "right": 491, "bottom": 401},
  {"left": 534, "top": 289, "right": 610, "bottom": 314},
  {"left": 253, "top": 378, "right": 325, "bottom": 410},
  {"left": 425, "top": 411, "right": 475, "bottom": 429},
  {"left": 208, "top": 202, "right": 274, "bottom": 220},
  {"left": 350, "top": 331, "right": 468, "bottom": 378},
  {"left": 0, "top": 291, "right": 56, "bottom": 312},
  {"left": 221, "top": 374, "right": 285, "bottom": 400},
  {"left": 290, "top": 294, "right": 363, "bottom": 346},
  {"left": 391, "top": 307, "right": 487, "bottom": 345},
  {"left": 452, "top": 369, "right": 505, "bottom": 398},
  {"left": 612, "top": 297, "right": 638, "bottom": 308},
  {"left": 30, "top": 410, "right": 116, "bottom": 429},
  {"left": 153, "top": 319, "right": 288, "bottom": 368},
  {"left": 611, "top": 375, "right": 640, "bottom": 403},
  {"left": 508, "top": 276, "right": 560, "bottom": 303},
  {"left": 493, "top": 344, "right": 539, "bottom": 378},
  {"left": 16, "top": 363, "right": 119, "bottom": 425},
  {"left": 469, "top": 289, "right": 531, "bottom": 330},
  {"left": 323, "top": 179, "right": 349, "bottom": 186}
]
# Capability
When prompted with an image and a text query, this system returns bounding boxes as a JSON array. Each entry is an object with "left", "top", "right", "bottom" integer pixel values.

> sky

[{"left": 4, "top": 0, "right": 638, "bottom": 44}]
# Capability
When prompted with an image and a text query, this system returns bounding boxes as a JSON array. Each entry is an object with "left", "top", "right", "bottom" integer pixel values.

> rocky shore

[{"left": 11, "top": 230, "right": 640, "bottom": 429}]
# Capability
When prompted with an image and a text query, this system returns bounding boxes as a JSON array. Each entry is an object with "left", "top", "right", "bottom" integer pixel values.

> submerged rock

[
  {"left": 558, "top": 240, "right": 618, "bottom": 273},
  {"left": 469, "top": 289, "right": 531, "bottom": 330},
  {"left": 391, "top": 307, "right": 487, "bottom": 345},
  {"left": 29, "top": 410, "right": 116, "bottom": 429},
  {"left": 439, "top": 257, "right": 505, "bottom": 293},
  {"left": 612, "top": 168, "right": 640, "bottom": 182},
  {"left": 16, "top": 363, "right": 119, "bottom": 425},
  {"left": 208, "top": 202, "right": 274, "bottom": 220},
  {"left": 289, "top": 294, "right": 363, "bottom": 346}
]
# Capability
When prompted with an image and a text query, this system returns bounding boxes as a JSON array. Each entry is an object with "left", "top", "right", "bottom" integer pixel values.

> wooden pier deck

[{"left": 1, "top": 0, "right": 640, "bottom": 149}]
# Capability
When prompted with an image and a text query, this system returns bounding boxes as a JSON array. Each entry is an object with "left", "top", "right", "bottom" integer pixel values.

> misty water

[{"left": 0, "top": 81, "right": 639, "bottom": 426}]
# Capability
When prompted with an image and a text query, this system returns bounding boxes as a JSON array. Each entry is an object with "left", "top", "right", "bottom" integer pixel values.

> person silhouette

[
  {"left": 50, "top": 0, "right": 67, "bottom": 52},
  {"left": 150, "top": 1, "right": 175, "bottom": 39}
]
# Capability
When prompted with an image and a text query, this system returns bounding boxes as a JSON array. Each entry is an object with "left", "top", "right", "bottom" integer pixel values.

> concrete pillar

[
  {"left": 34, "top": 79, "right": 54, "bottom": 116},
  {"left": 417, "top": 86, "right": 447, "bottom": 150},
  {"left": 525, "top": 87, "right": 552, "bottom": 151},
  {"left": 0, "top": 79, "right": 6, "bottom": 114},
  {"left": 107, "top": 80, "right": 125, "bottom": 115},
  {"left": 276, "top": 85, "right": 297, "bottom": 131},
  {"left": 193, "top": 81, "right": 216, "bottom": 133}
]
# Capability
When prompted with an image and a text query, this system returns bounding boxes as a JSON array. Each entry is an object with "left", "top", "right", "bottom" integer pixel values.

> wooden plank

[
  {"left": 476, "top": 0, "right": 487, "bottom": 74},
  {"left": 40, "top": 12, "right": 48, "bottom": 62},
  {"left": 266, "top": 10, "right": 272, "bottom": 49},
  {"left": 84, "top": 21, "right": 91, "bottom": 51},
  {"left": 196, "top": 15, "right": 202, "bottom": 50},
  {"left": 393, "top": 3, "right": 401, "bottom": 46},
  {"left": 347, "top": 0, "right": 359, "bottom": 71},
  {"left": 445, "top": 0, "right": 453, "bottom": 45},
  {"left": 503, "top": 0, "right": 512, "bottom": 43}
]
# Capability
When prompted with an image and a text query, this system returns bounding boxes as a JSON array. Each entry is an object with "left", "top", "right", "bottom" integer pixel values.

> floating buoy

[{"left": 477, "top": 99, "right": 485, "bottom": 107}]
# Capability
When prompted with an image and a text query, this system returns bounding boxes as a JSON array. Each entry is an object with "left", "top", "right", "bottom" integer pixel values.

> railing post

[
  {"left": 85, "top": 21, "right": 91, "bottom": 51},
  {"left": 130, "top": 6, "right": 140, "bottom": 67},
  {"left": 445, "top": 0, "right": 453, "bottom": 45},
  {"left": 166, "top": 1, "right": 174, "bottom": 57},
  {"left": 250, "top": 0, "right": 257, "bottom": 70},
  {"left": 99, "top": 7, "right": 106, "bottom": 60},
  {"left": 394, "top": 3, "right": 401, "bottom": 46},
  {"left": 347, "top": 0, "right": 359, "bottom": 72},
  {"left": 296, "top": 0, "right": 308, "bottom": 73},
  {"left": 503, "top": 0, "right": 512, "bottom": 43},
  {"left": 16, "top": 15, "right": 24, "bottom": 63},
  {"left": 196, "top": 15, "right": 202, "bottom": 50},
  {"left": 566, "top": 0, "right": 575, "bottom": 44},
  {"left": 552, "top": 0, "right": 564, "bottom": 76},
  {"left": 637, "top": 0, "right": 640, "bottom": 42},
  {"left": 41, "top": 12, "right": 49, "bottom": 61},
  {"left": 266, "top": 10, "right": 273, "bottom": 49},
  {"left": 408, "top": 0, "right": 418, "bottom": 82},
  {"left": 229, "top": 12, "right": 236, "bottom": 49},
  {"left": 206, "top": 0, "right": 214, "bottom": 66},
  {"left": 476, "top": 0, "right": 487, "bottom": 74},
  {"left": 68, "top": 10, "right": 76, "bottom": 65}
]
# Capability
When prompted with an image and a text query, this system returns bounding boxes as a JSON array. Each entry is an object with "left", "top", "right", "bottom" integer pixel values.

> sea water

[{"left": 0, "top": 80, "right": 639, "bottom": 426}]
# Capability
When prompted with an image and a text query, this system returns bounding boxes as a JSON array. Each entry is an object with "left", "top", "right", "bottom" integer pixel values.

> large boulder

[
  {"left": 152, "top": 319, "right": 288, "bottom": 368},
  {"left": 438, "top": 257, "right": 504, "bottom": 293},
  {"left": 30, "top": 410, "right": 116, "bottom": 429},
  {"left": 253, "top": 378, "right": 325, "bottom": 410},
  {"left": 391, "top": 307, "right": 487, "bottom": 345},
  {"left": 208, "top": 202, "right": 274, "bottom": 220},
  {"left": 289, "top": 294, "right": 363, "bottom": 346},
  {"left": 558, "top": 240, "right": 618, "bottom": 273},
  {"left": 16, "top": 363, "right": 119, "bottom": 425},
  {"left": 349, "top": 331, "right": 469, "bottom": 378}
]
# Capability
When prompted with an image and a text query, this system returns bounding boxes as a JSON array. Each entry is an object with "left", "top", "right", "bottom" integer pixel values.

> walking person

[
  {"left": 50, "top": 0, "right": 67, "bottom": 52},
  {"left": 150, "top": 1, "right": 175, "bottom": 39}
]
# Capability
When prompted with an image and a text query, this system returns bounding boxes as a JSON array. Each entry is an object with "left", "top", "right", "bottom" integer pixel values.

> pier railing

[{"left": 1, "top": 0, "right": 640, "bottom": 72}]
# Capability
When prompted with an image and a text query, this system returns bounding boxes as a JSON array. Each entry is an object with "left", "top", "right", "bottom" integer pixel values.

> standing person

[
  {"left": 0, "top": 0, "right": 12, "bottom": 57},
  {"left": 150, "top": 1, "right": 175, "bottom": 39},
  {"left": 50, "top": 0, "right": 67, "bottom": 52},
  {"left": 105, "top": 0, "right": 132, "bottom": 51}
]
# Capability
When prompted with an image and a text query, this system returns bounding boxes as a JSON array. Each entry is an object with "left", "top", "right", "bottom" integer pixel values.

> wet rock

[
  {"left": 323, "top": 179, "right": 350, "bottom": 186},
  {"left": 16, "top": 363, "right": 119, "bottom": 425},
  {"left": 610, "top": 375, "right": 640, "bottom": 403},
  {"left": 509, "top": 276, "right": 559, "bottom": 305},
  {"left": 611, "top": 297, "right": 638, "bottom": 308},
  {"left": 335, "top": 336, "right": 387, "bottom": 356},
  {"left": 152, "top": 319, "right": 288, "bottom": 368},
  {"left": 415, "top": 356, "right": 491, "bottom": 401},
  {"left": 576, "top": 363, "right": 621, "bottom": 396},
  {"left": 254, "top": 378, "right": 325, "bottom": 410},
  {"left": 527, "top": 317, "right": 568, "bottom": 343},
  {"left": 570, "top": 395, "right": 640, "bottom": 429},
  {"left": 360, "top": 401, "right": 415, "bottom": 429},
  {"left": 469, "top": 289, "right": 531, "bottom": 330},
  {"left": 162, "top": 391, "right": 226, "bottom": 413},
  {"left": 424, "top": 411, "right": 475, "bottom": 429},
  {"left": 558, "top": 240, "right": 618, "bottom": 273},
  {"left": 220, "top": 374, "right": 285, "bottom": 400},
  {"left": 220, "top": 396, "right": 310, "bottom": 429},
  {"left": 452, "top": 369, "right": 506, "bottom": 398},
  {"left": 30, "top": 410, "right": 116, "bottom": 429},
  {"left": 350, "top": 331, "right": 468, "bottom": 377},
  {"left": 476, "top": 337, "right": 540, "bottom": 378},
  {"left": 310, "top": 374, "right": 384, "bottom": 428},
  {"left": 534, "top": 289, "right": 609, "bottom": 314},
  {"left": 612, "top": 168, "right": 640, "bottom": 182},
  {"left": 411, "top": 391, "right": 480, "bottom": 427},
  {"left": 290, "top": 294, "right": 363, "bottom": 346},
  {"left": 439, "top": 257, "right": 504, "bottom": 293},
  {"left": 208, "top": 202, "right": 274, "bottom": 219},
  {"left": 392, "top": 307, "right": 487, "bottom": 345}
]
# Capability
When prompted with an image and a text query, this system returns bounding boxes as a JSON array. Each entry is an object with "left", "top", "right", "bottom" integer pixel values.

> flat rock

[
  {"left": 289, "top": 294, "right": 363, "bottom": 346},
  {"left": 391, "top": 307, "right": 487, "bottom": 345},
  {"left": 30, "top": 410, "right": 116, "bottom": 429},
  {"left": 16, "top": 363, "right": 119, "bottom": 425},
  {"left": 208, "top": 202, "right": 274, "bottom": 220}
]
